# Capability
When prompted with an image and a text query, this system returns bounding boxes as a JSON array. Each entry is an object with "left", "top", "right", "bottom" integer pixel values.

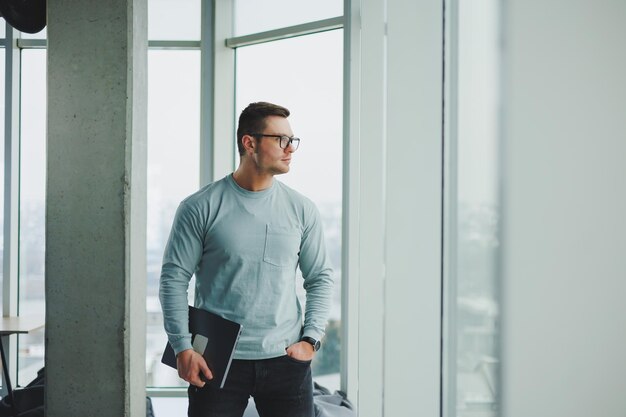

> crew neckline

[{"left": 227, "top": 173, "right": 276, "bottom": 199}]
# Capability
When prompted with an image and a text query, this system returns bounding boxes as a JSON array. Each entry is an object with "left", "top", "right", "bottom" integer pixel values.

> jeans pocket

[{"left": 284, "top": 354, "right": 312, "bottom": 365}]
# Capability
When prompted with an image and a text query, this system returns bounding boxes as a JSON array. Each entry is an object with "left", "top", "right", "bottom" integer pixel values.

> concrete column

[{"left": 46, "top": 1, "right": 147, "bottom": 416}]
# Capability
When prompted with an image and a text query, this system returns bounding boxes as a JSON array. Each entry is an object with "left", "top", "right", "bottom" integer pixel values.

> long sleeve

[
  {"left": 159, "top": 177, "right": 335, "bottom": 360},
  {"left": 159, "top": 201, "right": 205, "bottom": 355},
  {"left": 298, "top": 204, "right": 334, "bottom": 342}
]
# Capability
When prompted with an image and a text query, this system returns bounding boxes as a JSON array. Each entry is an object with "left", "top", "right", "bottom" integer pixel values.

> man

[{"left": 159, "top": 102, "right": 334, "bottom": 417}]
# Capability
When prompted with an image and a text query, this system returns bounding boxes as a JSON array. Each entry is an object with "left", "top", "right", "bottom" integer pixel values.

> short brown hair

[{"left": 236, "top": 102, "right": 290, "bottom": 156}]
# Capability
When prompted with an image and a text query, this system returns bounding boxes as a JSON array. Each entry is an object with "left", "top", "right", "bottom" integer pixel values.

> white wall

[
  {"left": 385, "top": 1, "right": 442, "bottom": 416},
  {"left": 501, "top": 1, "right": 626, "bottom": 416}
]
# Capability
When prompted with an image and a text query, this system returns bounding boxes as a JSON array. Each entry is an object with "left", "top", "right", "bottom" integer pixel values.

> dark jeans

[{"left": 188, "top": 355, "right": 314, "bottom": 417}]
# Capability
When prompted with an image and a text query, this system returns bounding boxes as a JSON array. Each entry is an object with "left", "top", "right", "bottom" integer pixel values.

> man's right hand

[{"left": 176, "top": 349, "right": 213, "bottom": 387}]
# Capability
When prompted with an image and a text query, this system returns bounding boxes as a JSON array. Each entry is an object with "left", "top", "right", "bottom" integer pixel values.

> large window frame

[
  {"left": 149, "top": 0, "right": 347, "bottom": 397},
  {"left": 1, "top": 2, "right": 349, "bottom": 397},
  {"left": 161, "top": 2, "right": 446, "bottom": 412},
  {"left": 1, "top": 25, "right": 21, "bottom": 394},
  {"left": 3, "top": 3, "right": 451, "bottom": 416},
  {"left": 2, "top": 26, "right": 50, "bottom": 390},
  {"left": 0, "top": 22, "right": 208, "bottom": 396}
]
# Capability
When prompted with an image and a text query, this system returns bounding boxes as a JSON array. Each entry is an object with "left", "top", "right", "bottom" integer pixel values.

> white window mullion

[
  {"left": 353, "top": 0, "right": 387, "bottom": 415},
  {"left": 212, "top": 0, "right": 235, "bottom": 180},
  {"left": 342, "top": 0, "right": 361, "bottom": 402},
  {"left": 442, "top": 0, "right": 460, "bottom": 415},
  {"left": 199, "top": 0, "right": 215, "bottom": 186},
  {"left": 2, "top": 26, "right": 21, "bottom": 391}
]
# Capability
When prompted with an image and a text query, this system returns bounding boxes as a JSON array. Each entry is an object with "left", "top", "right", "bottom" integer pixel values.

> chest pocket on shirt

[{"left": 263, "top": 224, "right": 301, "bottom": 267}]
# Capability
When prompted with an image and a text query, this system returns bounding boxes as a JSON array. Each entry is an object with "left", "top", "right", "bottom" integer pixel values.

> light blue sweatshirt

[{"left": 159, "top": 174, "right": 334, "bottom": 360}]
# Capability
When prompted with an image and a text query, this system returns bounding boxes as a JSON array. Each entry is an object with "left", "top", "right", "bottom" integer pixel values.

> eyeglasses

[{"left": 251, "top": 134, "right": 301, "bottom": 151}]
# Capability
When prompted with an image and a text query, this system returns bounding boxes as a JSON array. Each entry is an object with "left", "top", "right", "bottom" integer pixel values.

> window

[
  {"left": 19, "top": 28, "right": 46, "bottom": 40},
  {"left": 149, "top": 0, "right": 201, "bottom": 40},
  {"left": 445, "top": 0, "right": 501, "bottom": 415},
  {"left": 146, "top": 1, "right": 345, "bottom": 395},
  {"left": 4, "top": 0, "right": 346, "bottom": 398},
  {"left": 145, "top": 0, "right": 203, "bottom": 391},
  {"left": 235, "top": 28, "right": 344, "bottom": 390},
  {"left": 0, "top": 46, "right": 5, "bottom": 315},
  {"left": 18, "top": 49, "right": 47, "bottom": 385},
  {"left": 234, "top": 0, "right": 342, "bottom": 36},
  {"left": 146, "top": 49, "right": 201, "bottom": 388},
  {"left": 1, "top": 25, "right": 48, "bottom": 388}
]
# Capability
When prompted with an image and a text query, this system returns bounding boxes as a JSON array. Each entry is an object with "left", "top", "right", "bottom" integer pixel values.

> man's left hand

[{"left": 286, "top": 341, "right": 315, "bottom": 362}]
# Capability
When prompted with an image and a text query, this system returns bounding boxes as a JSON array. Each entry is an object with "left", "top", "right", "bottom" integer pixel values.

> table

[{"left": 0, "top": 316, "right": 45, "bottom": 417}]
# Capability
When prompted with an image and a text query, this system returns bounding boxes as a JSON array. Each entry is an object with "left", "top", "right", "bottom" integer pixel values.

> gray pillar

[{"left": 46, "top": 1, "right": 147, "bottom": 416}]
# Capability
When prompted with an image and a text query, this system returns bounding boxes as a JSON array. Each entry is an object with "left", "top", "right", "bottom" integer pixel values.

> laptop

[{"left": 161, "top": 305, "right": 243, "bottom": 389}]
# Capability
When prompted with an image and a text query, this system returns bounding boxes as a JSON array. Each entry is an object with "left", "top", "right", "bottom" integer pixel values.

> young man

[{"left": 159, "top": 102, "right": 334, "bottom": 417}]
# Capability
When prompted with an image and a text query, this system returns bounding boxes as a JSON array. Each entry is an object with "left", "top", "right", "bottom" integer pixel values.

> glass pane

[
  {"left": 149, "top": 0, "right": 201, "bottom": 40},
  {"left": 0, "top": 49, "right": 5, "bottom": 314},
  {"left": 1, "top": 18, "right": 5, "bottom": 34},
  {"left": 453, "top": 0, "right": 501, "bottom": 415},
  {"left": 146, "top": 50, "right": 200, "bottom": 387},
  {"left": 234, "top": 0, "right": 343, "bottom": 36},
  {"left": 20, "top": 27, "right": 47, "bottom": 39},
  {"left": 236, "top": 30, "right": 343, "bottom": 390},
  {"left": 18, "top": 49, "right": 47, "bottom": 385}
]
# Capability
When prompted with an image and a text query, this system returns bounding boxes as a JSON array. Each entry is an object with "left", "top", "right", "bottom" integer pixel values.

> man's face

[{"left": 250, "top": 115, "right": 295, "bottom": 176}]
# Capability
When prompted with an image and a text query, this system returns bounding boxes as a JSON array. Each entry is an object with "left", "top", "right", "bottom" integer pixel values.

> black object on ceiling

[{"left": 0, "top": 0, "right": 46, "bottom": 34}]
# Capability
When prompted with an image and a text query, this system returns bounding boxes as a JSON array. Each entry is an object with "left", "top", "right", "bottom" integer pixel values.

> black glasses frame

[{"left": 250, "top": 133, "right": 300, "bottom": 150}]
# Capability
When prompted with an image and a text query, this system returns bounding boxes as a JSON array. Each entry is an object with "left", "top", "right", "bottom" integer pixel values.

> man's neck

[{"left": 232, "top": 164, "right": 274, "bottom": 192}]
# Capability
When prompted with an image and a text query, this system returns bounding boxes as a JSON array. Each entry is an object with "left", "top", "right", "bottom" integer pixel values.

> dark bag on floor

[
  {"left": 313, "top": 382, "right": 355, "bottom": 417},
  {"left": 0, "top": 368, "right": 154, "bottom": 417},
  {"left": 0, "top": 367, "right": 44, "bottom": 417}
]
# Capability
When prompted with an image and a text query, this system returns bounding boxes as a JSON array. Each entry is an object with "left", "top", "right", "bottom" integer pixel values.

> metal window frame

[
  {"left": 3, "top": 19, "right": 205, "bottom": 399},
  {"left": 145, "top": 4, "right": 347, "bottom": 396},
  {"left": 4, "top": 3, "right": 451, "bottom": 412},
  {"left": 225, "top": 16, "right": 344, "bottom": 49},
  {"left": 208, "top": 0, "right": 236, "bottom": 183},
  {"left": 342, "top": 0, "right": 359, "bottom": 402},
  {"left": 442, "top": 0, "right": 460, "bottom": 416},
  {"left": 3, "top": 1, "right": 349, "bottom": 398},
  {"left": 1, "top": 25, "right": 21, "bottom": 395},
  {"left": 14, "top": 39, "right": 203, "bottom": 50}
]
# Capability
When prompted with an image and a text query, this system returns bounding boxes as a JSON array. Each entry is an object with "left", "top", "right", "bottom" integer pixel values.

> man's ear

[{"left": 242, "top": 135, "right": 256, "bottom": 154}]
